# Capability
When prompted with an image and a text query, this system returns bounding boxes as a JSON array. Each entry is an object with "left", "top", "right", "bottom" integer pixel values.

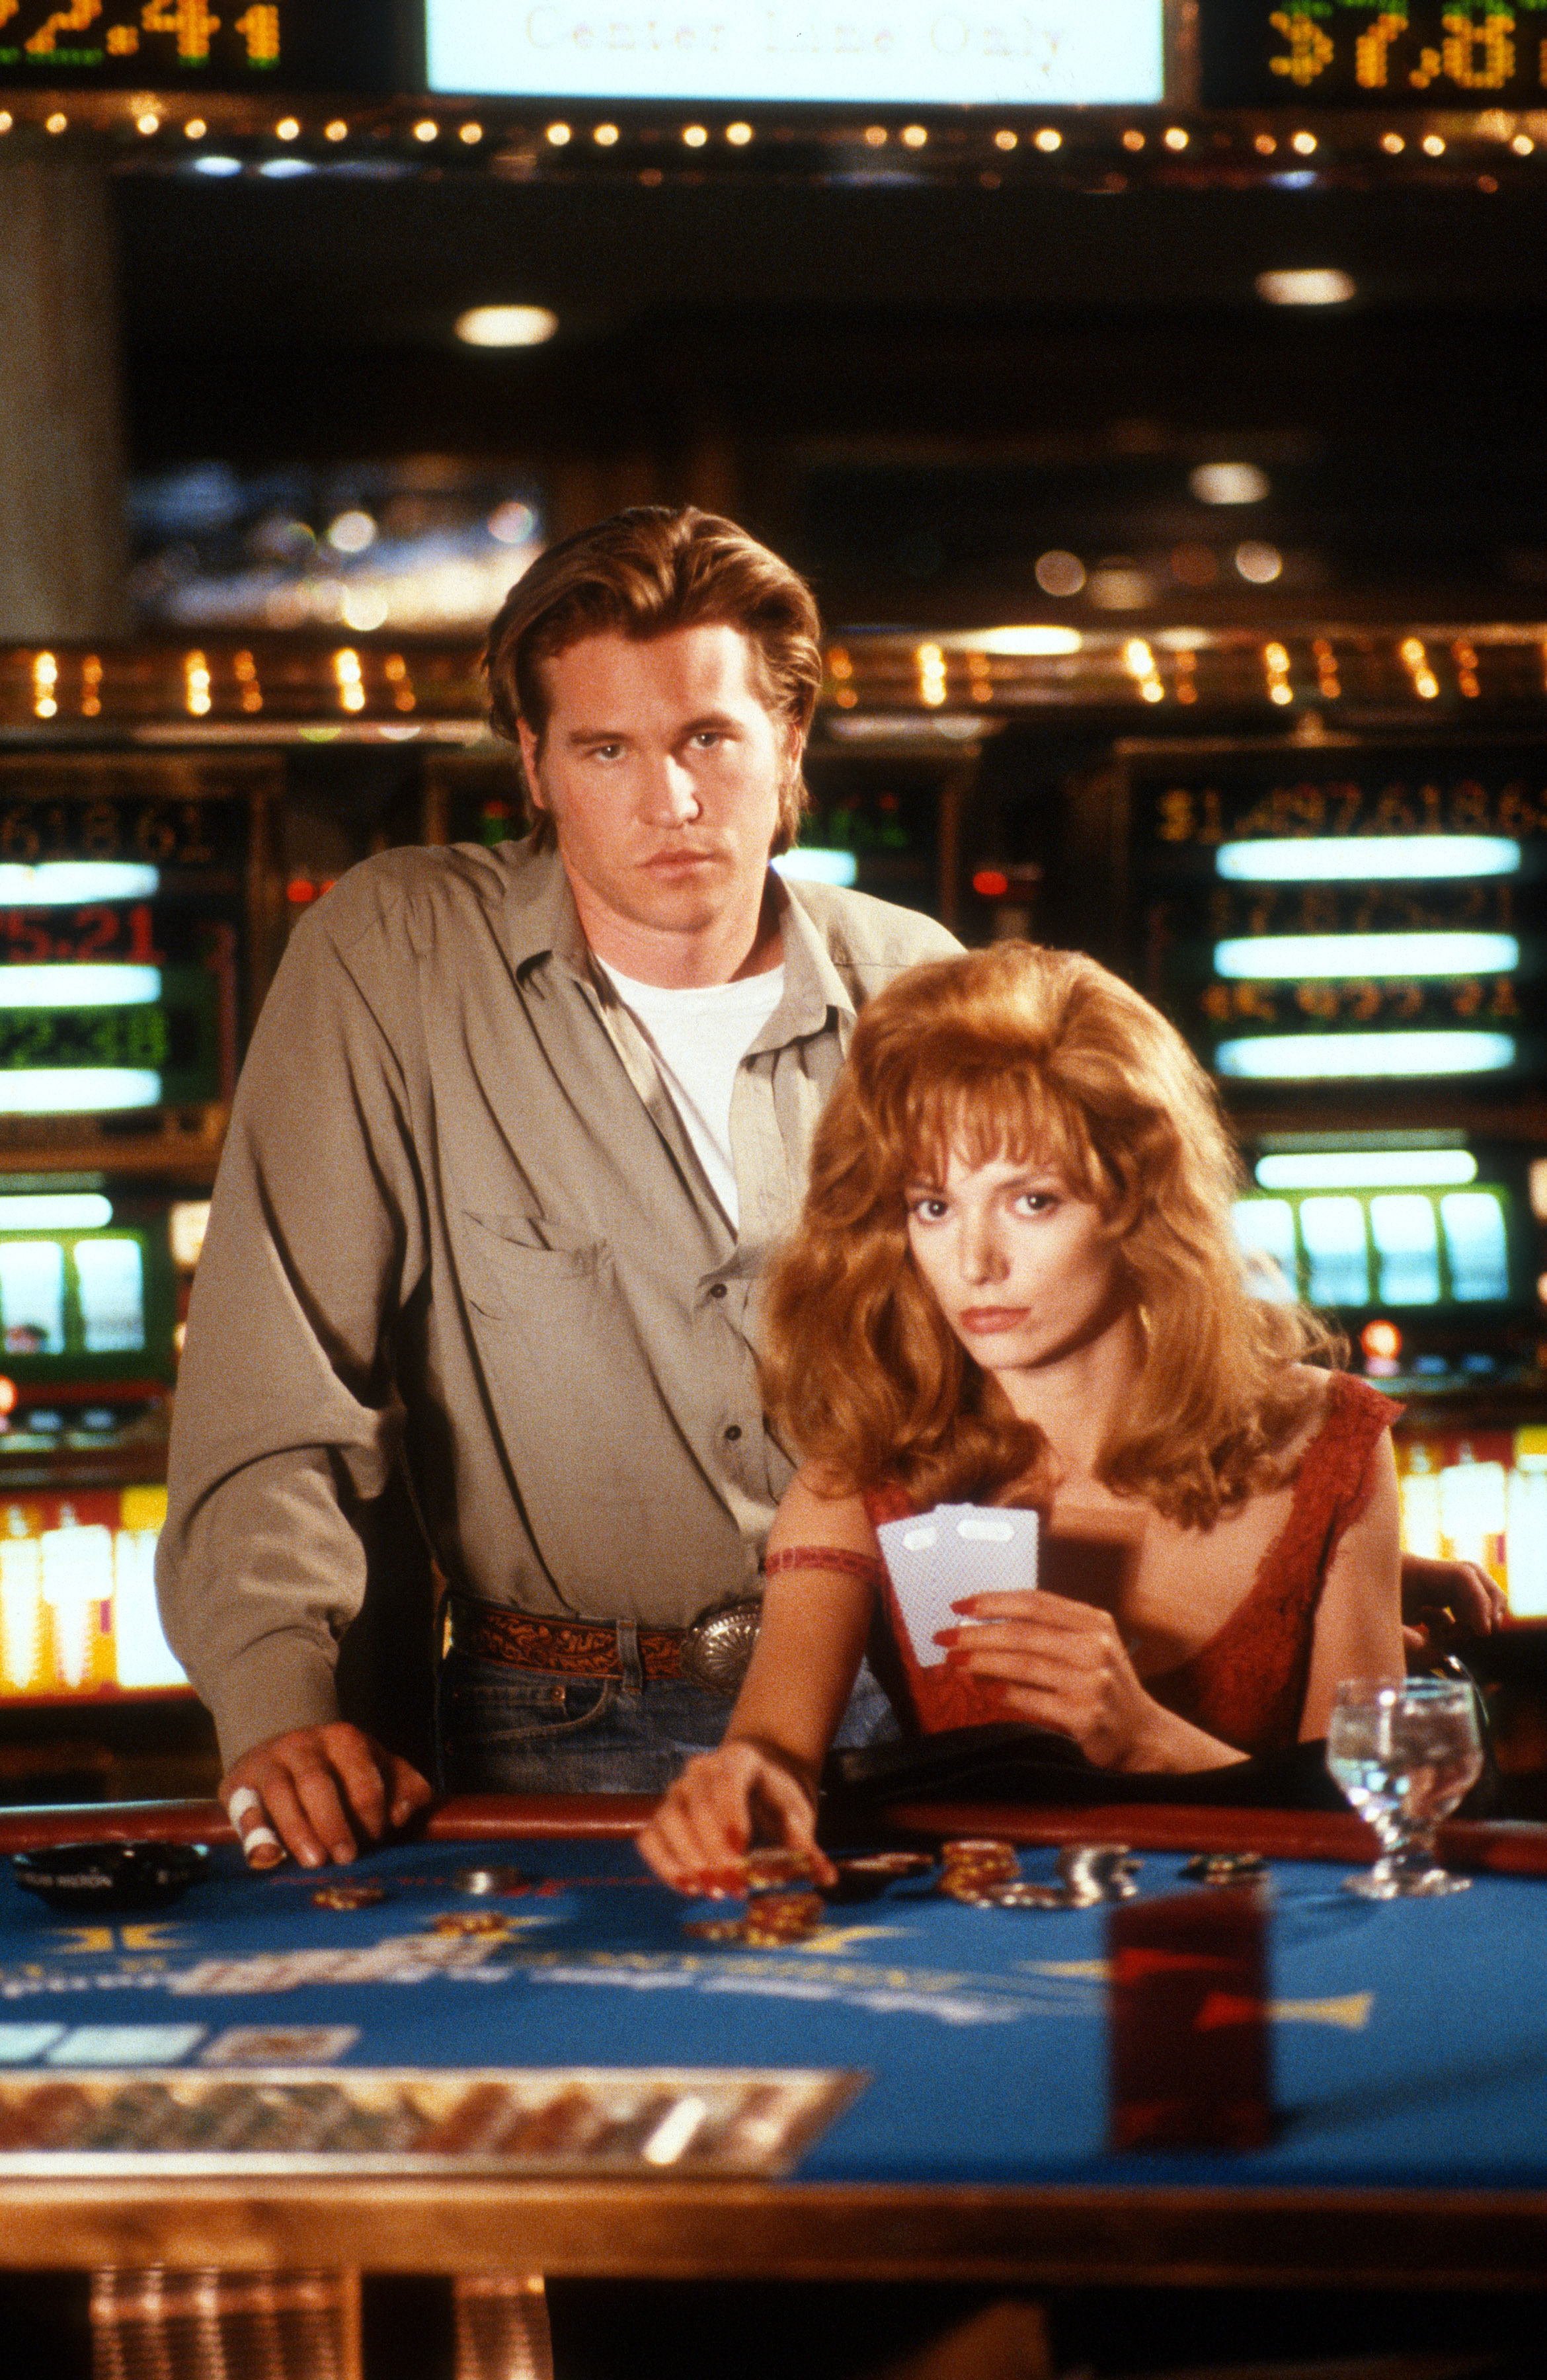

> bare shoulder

[{"left": 766, "top": 1468, "right": 881, "bottom": 1560}]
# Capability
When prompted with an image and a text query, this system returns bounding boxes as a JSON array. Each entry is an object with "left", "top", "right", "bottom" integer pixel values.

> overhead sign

[{"left": 424, "top": 0, "right": 1165, "bottom": 109}]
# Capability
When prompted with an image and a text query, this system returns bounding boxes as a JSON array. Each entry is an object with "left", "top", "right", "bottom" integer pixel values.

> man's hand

[
  {"left": 221, "top": 1723, "right": 433, "bottom": 1870},
  {"left": 1400, "top": 1552, "right": 1506, "bottom": 1656}
]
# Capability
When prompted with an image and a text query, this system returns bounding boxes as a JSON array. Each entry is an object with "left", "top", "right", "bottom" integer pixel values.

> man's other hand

[
  {"left": 220, "top": 1724, "right": 433, "bottom": 1870},
  {"left": 1400, "top": 1551, "right": 1507, "bottom": 1656}
]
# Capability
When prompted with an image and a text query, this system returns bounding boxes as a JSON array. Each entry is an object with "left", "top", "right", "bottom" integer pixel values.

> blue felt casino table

[{"left": 1, "top": 1795, "right": 1546, "bottom": 2289}]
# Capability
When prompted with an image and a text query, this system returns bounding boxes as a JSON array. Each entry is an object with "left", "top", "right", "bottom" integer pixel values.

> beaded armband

[{"left": 763, "top": 1546, "right": 885, "bottom": 1585}]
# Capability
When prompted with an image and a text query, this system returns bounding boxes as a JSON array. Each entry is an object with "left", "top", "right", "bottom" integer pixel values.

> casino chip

[
  {"left": 311, "top": 1882, "right": 388, "bottom": 1910},
  {"left": 1183, "top": 1851, "right": 1267, "bottom": 1887},
  {"left": 938, "top": 1838, "right": 1020, "bottom": 1901},
  {"left": 453, "top": 1864, "right": 525, "bottom": 1897},
  {"left": 741, "top": 1847, "right": 823, "bottom": 1890},
  {"left": 742, "top": 1889, "right": 825, "bottom": 1944},
  {"left": 830, "top": 1850, "right": 937, "bottom": 1903},
  {"left": 11, "top": 1841, "right": 209, "bottom": 1913}
]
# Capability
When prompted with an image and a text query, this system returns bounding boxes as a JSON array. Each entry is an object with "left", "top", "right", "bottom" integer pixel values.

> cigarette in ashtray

[{"left": 875, "top": 1504, "right": 1039, "bottom": 1667}]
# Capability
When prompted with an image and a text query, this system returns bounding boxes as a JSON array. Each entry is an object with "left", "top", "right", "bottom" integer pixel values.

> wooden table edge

[{"left": 2, "top": 2176, "right": 1546, "bottom": 2286}]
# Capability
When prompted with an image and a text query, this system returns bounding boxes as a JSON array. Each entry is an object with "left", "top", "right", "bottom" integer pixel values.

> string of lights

[
  {"left": 0, "top": 88, "right": 1541, "bottom": 186},
  {"left": 4, "top": 625, "right": 1547, "bottom": 739}
]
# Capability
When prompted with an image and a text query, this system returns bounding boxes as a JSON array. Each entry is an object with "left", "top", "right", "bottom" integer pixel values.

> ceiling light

[
  {"left": 1255, "top": 268, "right": 1355, "bottom": 305},
  {"left": 971, "top": 627, "right": 1083, "bottom": 656},
  {"left": 1190, "top": 463, "right": 1269, "bottom": 506},
  {"left": 456, "top": 305, "right": 560, "bottom": 347},
  {"left": 1033, "top": 550, "right": 1086, "bottom": 598}
]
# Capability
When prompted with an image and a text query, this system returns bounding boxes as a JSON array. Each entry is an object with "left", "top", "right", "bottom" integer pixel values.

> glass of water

[{"left": 1326, "top": 1677, "right": 1484, "bottom": 1899}]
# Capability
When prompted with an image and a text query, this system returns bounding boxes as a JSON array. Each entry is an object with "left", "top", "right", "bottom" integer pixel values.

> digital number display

[
  {"left": 1202, "top": 3, "right": 1547, "bottom": 109},
  {"left": 0, "top": 1, "right": 407, "bottom": 88},
  {"left": 0, "top": 965, "right": 218, "bottom": 1105},
  {"left": 1132, "top": 746, "right": 1546, "bottom": 1090}
]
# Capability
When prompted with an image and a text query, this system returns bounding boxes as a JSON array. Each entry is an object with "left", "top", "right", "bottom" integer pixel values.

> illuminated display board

[
  {"left": 1131, "top": 744, "right": 1546, "bottom": 1092},
  {"left": 0, "top": 2, "right": 404, "bottom": 89},
  {"left": 1201, "top": 3, "right": 1547, "bottom": 109},
  {"left": 425, "top": 0, "right": 1164, "bottom": 108},
  {"left": 0, "top": 767, "right": 243, "bottom": 1121},
  {"left": 0, "top": 1484, "right": 186, "bottom": 1702}
]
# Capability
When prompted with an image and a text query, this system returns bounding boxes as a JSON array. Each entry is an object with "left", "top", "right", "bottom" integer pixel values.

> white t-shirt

[{"left": 596, "top": 961, "right": 787, "bottom": 1229}]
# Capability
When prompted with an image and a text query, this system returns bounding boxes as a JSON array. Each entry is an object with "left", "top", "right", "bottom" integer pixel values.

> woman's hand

[
  {"left": 637, "top": 1740, "right": 837, "bottom": 1895},
  {"left": 938, "top": 1591, "right": 1168, "bottom": 1771},
  {"left": 1400, "top": 1552, "right": 1506, "bottom": 1653}
]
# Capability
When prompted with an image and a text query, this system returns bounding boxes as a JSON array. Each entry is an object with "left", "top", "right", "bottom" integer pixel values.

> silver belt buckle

[{"left": 680, "top": 1597, "right": 762, "bottom": 1694}]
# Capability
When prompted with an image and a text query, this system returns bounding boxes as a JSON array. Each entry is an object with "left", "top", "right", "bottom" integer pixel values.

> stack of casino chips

[
  {"left": 937, "top": 1838, "right": 1021, "bottom": 1904},
  {"left": 740, "top": 1847, "right": 826, "bottom": 1944}
]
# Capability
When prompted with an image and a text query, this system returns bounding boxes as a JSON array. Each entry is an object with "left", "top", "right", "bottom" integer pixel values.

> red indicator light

[
  {"left": 1361, "top": 1320, "right": 1401, "bottom": 1361},
  {"left": 973, "top": 870, "right": 1010, "bottom": 899},
  {"left": 0, "top": 1376, "right": 16, "bottom": 1416},
  {"left": 286, "top": 880, "right": 317, "bottom": 905}
]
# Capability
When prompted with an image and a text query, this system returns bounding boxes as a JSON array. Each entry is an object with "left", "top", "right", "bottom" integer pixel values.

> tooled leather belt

[{"left": 443, "top": 1589, "right": 761, "bottom": 1694}]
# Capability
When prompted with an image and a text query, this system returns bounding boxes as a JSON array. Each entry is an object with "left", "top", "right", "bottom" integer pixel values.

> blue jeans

[{"left": 436, "top": 1626, "right": 900, "bottom": 1794}]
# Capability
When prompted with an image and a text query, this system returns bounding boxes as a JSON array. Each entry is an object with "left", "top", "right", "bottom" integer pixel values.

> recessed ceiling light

[
  {"left": 1190, "top": 463, "right": 1270, "bottom": 506},
  {"left": 455, "top": 305, "right": 560, "bottom": 347},
  {"left": 1256, "top": 268, "right": 1355, "bottom": 305}
]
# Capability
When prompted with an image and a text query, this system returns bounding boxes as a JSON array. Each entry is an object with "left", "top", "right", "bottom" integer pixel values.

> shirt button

[
  {"left": 709, "top": 1283, "right": 727, "bottom": 1300},
  {"left": 724, "top": 1424, "right": 742, "bottom": 1443}
]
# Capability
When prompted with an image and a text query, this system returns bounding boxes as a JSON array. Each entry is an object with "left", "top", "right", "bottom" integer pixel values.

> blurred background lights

[
  {"left": 1035, "top": 128, "right": 1061, "bottom": 152},
  {"left": 325, "top": 120, "right": 348, "bottom": 141},
  {"left": 1255, "top": 269, "right": 1356, "bottom": 305},
  {"left": 193, "top": 155, "right": 243, "bottom": 177},
  {"left": 546, "top": 122, "right": 572, "bottom": 145},
  {"left": 902, "top": 125, "right": 928, "bottom": 148},
  {"left": 727, "top": 122, "right": 753, "bottom": 144},
  {"left": 260, "top": 158, "right": 313, "bottom": 178},
  {"left": 594, "top": 124, "right": 619, "bottom": 145},
  {"left": 455, "top": 306, "right": 560, "bottom": 348},
  {"left": 327, "top": 510, "right": 377, "bottom": 555},
  {"left": 183, "top": 119, "right": 206, "bottom": 139},
  {"left": 1235, "top": 541, "right": 1283, "bottom": 584},
  {"left": 1034, "top": 550, "right": 1086, "bottom": 597},
  {"left": 683, "top": 125, "right": 707, "bottom": 147},
  {"left": 974, "top": 626, "right": 1082, "bottom": 656},
  {"left": 1190, "top": 463, "right": 1269, "bottom": 506},
  {"left": 488, "top": 500, "right": 537, "bottom": 545},
  {"left": 460, "top": 122, "right": 483, "bottom": 143}
]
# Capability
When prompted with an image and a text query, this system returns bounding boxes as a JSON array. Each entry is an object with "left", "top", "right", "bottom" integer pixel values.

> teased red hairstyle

[{"left": 759, "top": 941, "right": 1341, "bottom": 1525}]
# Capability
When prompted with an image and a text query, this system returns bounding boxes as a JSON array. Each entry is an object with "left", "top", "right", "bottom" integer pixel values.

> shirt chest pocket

[{"left": 458, "top": 1212, "right": 614, "bottom": 1320}]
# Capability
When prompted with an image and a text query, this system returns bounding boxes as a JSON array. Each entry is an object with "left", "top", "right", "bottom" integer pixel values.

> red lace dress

[{"left": 861, "top": 1371, "right": 1400, "bottom": 1758}]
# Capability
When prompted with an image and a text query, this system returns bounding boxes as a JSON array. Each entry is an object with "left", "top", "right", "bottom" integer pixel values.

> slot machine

[
  {"left": 1124, "top": 734, "right": 1547, "bottom": 1636},
  {"left": 0, "top": 756, "right": 268, "bottom": 1764}
]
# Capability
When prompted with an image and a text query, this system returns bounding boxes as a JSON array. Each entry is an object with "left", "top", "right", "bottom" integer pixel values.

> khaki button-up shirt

[{"left": 157, "top": 838, "right": 959, "bottom": 1766}]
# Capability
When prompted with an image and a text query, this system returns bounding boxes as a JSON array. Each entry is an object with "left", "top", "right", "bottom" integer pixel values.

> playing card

[{"left": 875, "top": 1504, "right": 1039, "bottom": 1668}]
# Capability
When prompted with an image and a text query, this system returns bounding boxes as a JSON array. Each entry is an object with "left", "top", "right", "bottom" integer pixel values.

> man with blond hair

[{"left": 158, "top": 505, "right": 961, "bottom": 1868}]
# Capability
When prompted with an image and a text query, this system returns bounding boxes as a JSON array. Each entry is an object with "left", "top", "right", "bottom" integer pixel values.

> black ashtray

[{"left": 11, "top": 1841, "right": 210, "bottom": 1912}]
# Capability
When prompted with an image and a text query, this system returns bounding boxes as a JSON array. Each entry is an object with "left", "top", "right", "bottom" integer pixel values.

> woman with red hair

[{"left": 639, "top": 941, "right": 1406, "bottom": 1889}]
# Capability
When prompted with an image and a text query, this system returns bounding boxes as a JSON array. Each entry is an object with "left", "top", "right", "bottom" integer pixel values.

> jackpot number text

[
  {"left": 0, "top": 802, "right": 217, "bottom": 867},
  {"left": 0, "top": 1006, "right": 173, "bottom": 1071},
  {"left": 1153, "top": 779, "right": 1547, "bottom": 846},
  {"left": 0, "top": 5, "right": 280, "bottom": 68},
  {"left": 1200, "top": 976, "right": 1521, "bottom": 1027},
  {"left": 1269, "top": 9, "right": 1547, "bottom": 99}
]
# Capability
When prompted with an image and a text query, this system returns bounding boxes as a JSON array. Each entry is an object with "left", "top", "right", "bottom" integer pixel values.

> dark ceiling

[{"left": 112, "top": 167, "right": 1547, "bottom": 623}]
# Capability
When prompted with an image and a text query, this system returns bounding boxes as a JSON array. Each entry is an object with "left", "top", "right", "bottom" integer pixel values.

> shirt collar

[{"left": 499, "top": 837, "right": 853, "bottom": 1045}]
